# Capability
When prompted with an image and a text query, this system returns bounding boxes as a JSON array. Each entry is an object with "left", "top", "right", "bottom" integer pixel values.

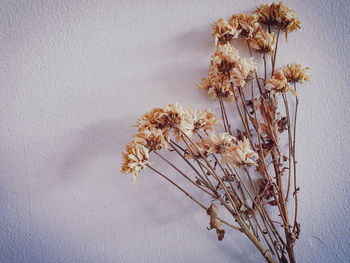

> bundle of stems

[{"left": 122, "top": 2, "right": 311, "bottom": 263}]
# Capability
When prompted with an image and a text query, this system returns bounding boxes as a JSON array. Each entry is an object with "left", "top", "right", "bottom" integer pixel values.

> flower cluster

[
  {"left": 211, "top": 2, "right": 301, "bottom": 55},
  {"left": 122, "top": 103, "right": 219, "bottom": 180},
  {"left": 212, "top": 13, "right": 276, "bottom": 55},
  {"left": 265, "top": 64, "right": 310, "bottom": 95},
  {"left": 255, "top": 2, "right": 301, "bottom": 35},
  {"left": 187, "top": 132, "right": 258, "bottom": 167},
  {"left": 198, "top": 44, "right": 257, "bottom": 101}
]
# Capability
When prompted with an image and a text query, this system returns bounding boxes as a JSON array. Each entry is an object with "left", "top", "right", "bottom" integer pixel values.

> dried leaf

[
  {"left": 207, "top": 203, "right": 225, "bottom": 241},
  {"left": 250, "top": 96, "right": 280, "bottom": 145}
]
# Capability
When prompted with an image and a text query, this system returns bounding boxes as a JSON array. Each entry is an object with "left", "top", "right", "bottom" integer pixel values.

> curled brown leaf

[{"left": 207, "top": 203, "right": 225, "bottom": 241}]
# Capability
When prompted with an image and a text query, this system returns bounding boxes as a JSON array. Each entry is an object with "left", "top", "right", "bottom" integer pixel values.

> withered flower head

[
  {"left": 198, "top": 132, "right": 236, "bottom": 155},
  {"left": 198, "top": 62, "right": 235, "bottom": 101},
  {"left": 165, "top": 103, "right": 194, "bottom": 142},
  {"left": 121, "top": 142, "right": 150, "bottom": 182},
  {"left": 221, "top": 137, "right": 259, "bottom": 167},
  {"left": 211, "top": 43, "right": 240, "bottom": 72},
  {"left": 133, "top": 127, "right": 168, "bottom": 152},
  {"left": 255, "top": 2, "right": 301, "bottom": 36},
  {"left": 265, "top": 69, "right": 295, "bottom": 95},
  {"left": 229, "top": 13, "right": 261, "bottom": 39},
  {"left": 198, "top": 43, "right": 257, "bottom": 100},
  {"left": 282, "top": 64, "right": 311, "bottom": 83},
  {"left": 212, "top": 18, "right": 240, "bottom": 45},
  {"left": 189, "top": 108, "right": 219, "bottom": 133},
  {"left": 249, "top": 30, "right": 276, "bottom": 54},
  {"left": 230, "top": 56, "right": 258, "bottom": 87},
  {"left": 136, "top": 107, "right": 168, "bottom": 131}
]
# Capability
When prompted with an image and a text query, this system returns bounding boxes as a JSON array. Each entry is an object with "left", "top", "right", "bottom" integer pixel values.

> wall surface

[{"left": 1, "top": 0, "right": 349, "bottom": 262}]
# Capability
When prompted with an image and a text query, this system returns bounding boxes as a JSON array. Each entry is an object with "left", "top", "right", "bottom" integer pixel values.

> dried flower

[
  {"left": 230, "top": 56, "right": 257, "bottom": 87},
  {"left": 189, "top": 108, "right": 219, "bottom": 133},
  {"left": 221, "top": 137, "right": 259, "bottom": 167},
  {"left": 121, "top": 142, "right": 150, "bottom": 182},
  {"left": 211, "top": 43, "right": 240, "bottom": 71},
  {"left": 136, "top": 107, "right": 168, "bottom": 131},
  {"left": 249, "top": 30, "right": 276, "bottom": 54},
  {"left": 265, "top": 69, "right": 295, "bottom": 95},
  {"left": 133, "top": 127, "right": 168, "bottom": 152},
  {"left": 229, "top": 13, "right": 261, "bottom": 39},
  {"left": 212, "top": 18, "right": 240, "bottom": 45},
  {"left": 198, "top": 43, "right": 257, "bottom": 100},
  {"left": 198, "top": 72, "right": 235, "bottom": 101},
  {"left": 198, "top": 132, "right": 236, "bottom": 155},
  {"left": 165, "top": 103, "right": 194, "bottom": 141},
  {"left": 255, "top": 2, "right": 301, "bottom": 37},
  {"left": 282, "top": 64, "right": 311, "bottom": 83}
]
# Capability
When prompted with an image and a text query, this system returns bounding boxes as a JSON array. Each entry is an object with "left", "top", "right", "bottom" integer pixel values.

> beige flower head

[
  {"left": 133, "top": 127, "right": 168, "bottom": 152},
  {"left": 198, "top": 132, "right": 236, "bottom": 155},
  {"left": 249, "top": 30, "right": 276, "bottom": 54},
  {"left": 212, "top": 18, "right": 240, "bottom": 45},
  {"left": 190, "top": 108, "right": 219, "bottom": 133},
  {"left": 165, "top": 103, "right": 194, "bottom": 142},
  {"left": 230, "top": 56, "right": 258, "bottom": 87},
  {"left": 198, "top": 66, "right": 235, "bottom": 101},
  {"left": 198, "top": 42, "right": 257, "bottom": 100},
  {"left": 136, "top": 107, "right": 168, "bottom": 131},
  {"left": 211, "top": 43, "right": 240, "bottom": 73},
  {"left": 265, "top": 69, "right": 295, "bottom": 95},
  {"left": 255, "top": 2, "right": 301, "bottom": 36},
  {"left": 229, "top": 13, "right": 261, "bottom": 39},
  {"left": 283, "top": 64, "right": 311, "bottom": 83},
  {"left": 221, "top": 137, "right": 259, "bottom": 167},
  {"left": 121, "top": 142, "right": 150, "bottom": 182}
]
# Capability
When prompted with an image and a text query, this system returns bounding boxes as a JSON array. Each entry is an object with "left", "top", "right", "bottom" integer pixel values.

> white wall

[{"left": 1, "top": 0, "right": 349, "bottom": 262}]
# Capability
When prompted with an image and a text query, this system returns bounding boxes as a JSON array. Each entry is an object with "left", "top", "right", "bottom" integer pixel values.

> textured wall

[{"left": 1, "top": 0, "right": 349, "bottom": 262}]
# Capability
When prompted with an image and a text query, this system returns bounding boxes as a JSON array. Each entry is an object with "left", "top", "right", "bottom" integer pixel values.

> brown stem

[
  {"left": 247, "top": 42, "right": 263, "bottom": 95},
  {"left": 272, "top": 29, "right": 280, "bottom": 75},
  {"left": 169, "top": 140, "right": 214, "bottom": 190},
  {"left": 147, "top": 164, "right": 242, "bottom": 232},
  {"left": 154, "top": 151, "right": 215, "bottom": 198},
  {"left": 292, "top": 83, "right": 299, "bottom": 233},
  {"left": 263, "top": 53, "right": 267, "bottom": 81},
  {"left": 283, "top": 95, "right": 293, "bottom": 201}
]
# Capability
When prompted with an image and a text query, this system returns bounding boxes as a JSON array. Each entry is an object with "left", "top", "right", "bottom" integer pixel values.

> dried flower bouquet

[{"left": 122, "top": 2, "right": 310, "bottom": 263}]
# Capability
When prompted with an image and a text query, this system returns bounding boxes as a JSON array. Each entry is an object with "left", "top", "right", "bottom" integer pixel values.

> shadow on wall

[{"left": 60, "top": 117, "right": 133, "bottom": 178}]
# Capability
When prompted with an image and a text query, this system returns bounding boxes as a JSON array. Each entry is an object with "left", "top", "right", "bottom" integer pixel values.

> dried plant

[{"left": 121, "top": 2, "right": 310, "bottom": 263}]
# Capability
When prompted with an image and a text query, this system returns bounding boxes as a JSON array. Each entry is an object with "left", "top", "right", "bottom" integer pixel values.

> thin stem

[
  {"left": 154, "top": 151, "right": 215, "bottom": 198},
  {"left": 147, "top": 164, "right": 242, "bottom": 232},
  {"left": 283, "top": 94, "right": 292, "bottom": 201},
  {"left": 263, "top": 53, "right": 267, "bottom": 81},
  {"left": 232, "top": 166, "right": 282, "bottom": 250},
  {"left": 169, "top": 140, "right": 214, "bottom": 190},
  {"left": 171, "top": 139, "right": 216, "bottom": 190},
  {"left": 233, "top": 88, "right": 255, "bottom": 151},
  {"left": 221, "top": 98, "right": 232, "bottom": 135},
  {"left": 247, "top": 41, "right": 263, "bottom": 95},
  {"left": 147, "top": 164, "right": 206, "bottom": 209},
  {"left": 219, "top": 97, "right": 229, "bottom": 134},
  {"left": 292, "top": 83, "right": 299, "bottom": 232},
  {"left": 272, "top": 29, "right": 280, "bottom": 75}
]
